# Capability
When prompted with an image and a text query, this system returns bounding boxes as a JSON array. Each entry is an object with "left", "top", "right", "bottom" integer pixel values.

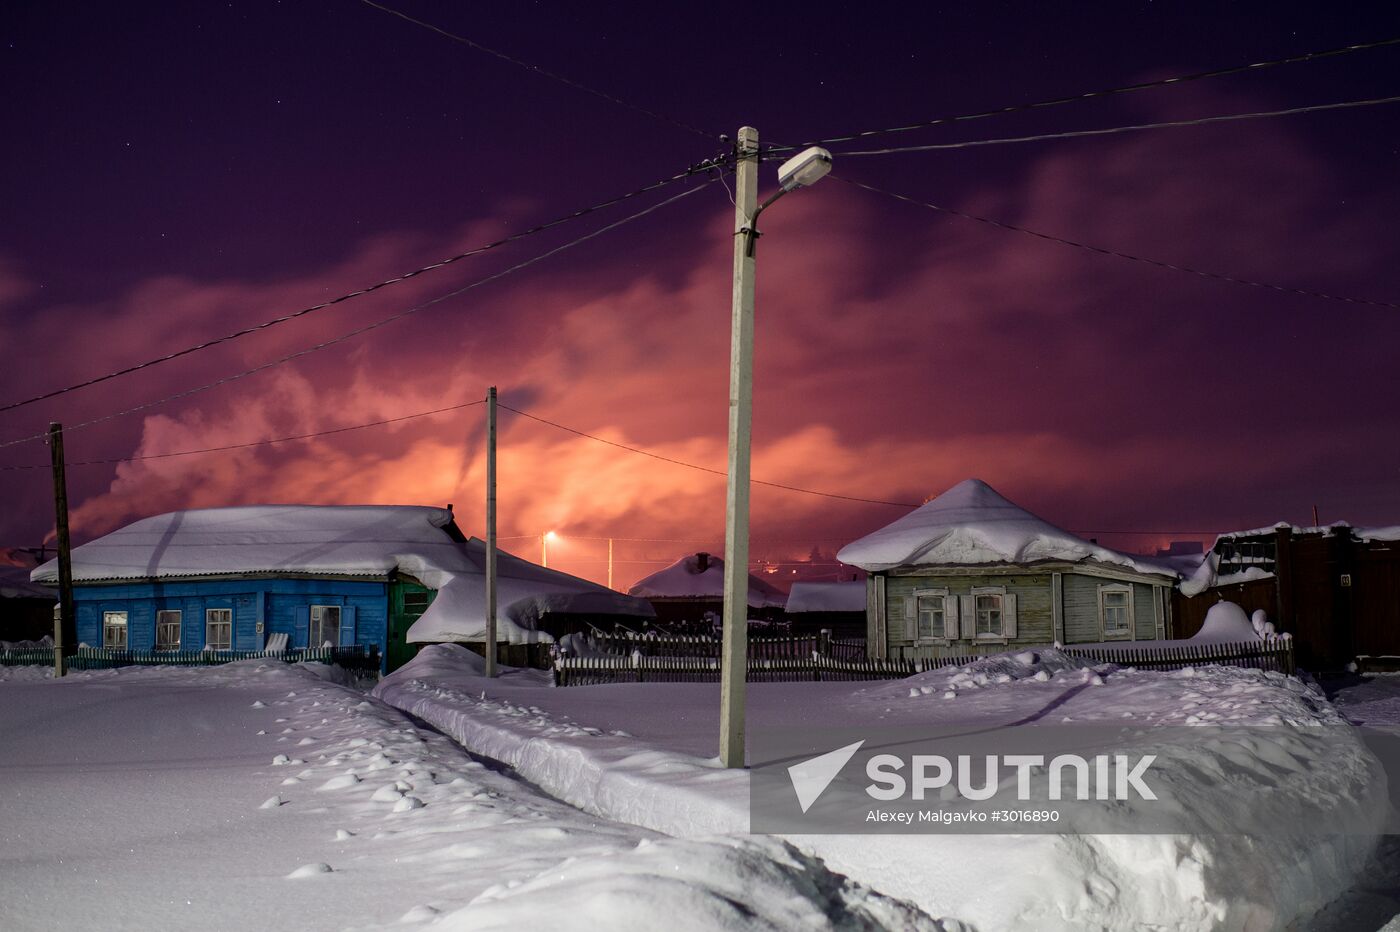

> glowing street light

[{"left": 542, "top": 530, "right": 558, "bottom": 567}]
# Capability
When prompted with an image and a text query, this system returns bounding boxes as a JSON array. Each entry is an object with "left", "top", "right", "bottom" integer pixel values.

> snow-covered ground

[
  {"left": 375, "top": 645, "right": 1393, "bottom": 931},
  {"left": 0, "top": 661, "right": 933, "bottom": 931}
]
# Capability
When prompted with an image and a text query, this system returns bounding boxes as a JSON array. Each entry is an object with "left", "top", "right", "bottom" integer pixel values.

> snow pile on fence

[
  {"left": 837, "top": 478, "right": 1178, "bottom": 578},
  {"left": 377, "top": 644, "right": 1387, "bottom": 931}
]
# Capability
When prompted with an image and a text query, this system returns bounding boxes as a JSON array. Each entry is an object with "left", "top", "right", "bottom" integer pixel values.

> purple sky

[{"left": 3, "top": 2, "right": 1399, "bottom": 587}]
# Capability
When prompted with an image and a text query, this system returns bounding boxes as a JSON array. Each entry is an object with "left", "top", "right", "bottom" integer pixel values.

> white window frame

[
  {"left": 103, "top": 611, "right": 128, "bottom": 649},
  {"left": 310, "top": 605, "right": 342, "bottom": 648},
  {"left": 205, "top": 608, "right": 233, "bottom": 651},
  {"left": 1098, "top": 584, "right": 1134, "bottom": 639},
  {"left": 155, "top": 610, "right": 182, "bottom": 651},
  {"left": 911, "top": 588, "right": 951, "bottom": 643},
  {"left": 971, "top": 587, "right": 1006, "bottom": 640}
]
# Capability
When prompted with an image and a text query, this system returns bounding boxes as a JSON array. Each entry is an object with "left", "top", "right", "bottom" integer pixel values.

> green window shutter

[{"left": 1003, "top": 593, "right": 1018, "bottom": 639}]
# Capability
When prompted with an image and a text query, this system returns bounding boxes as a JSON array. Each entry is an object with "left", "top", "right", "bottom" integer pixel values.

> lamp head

[{"left": 776, "top": 146, "right": 833, "bottom": 192}]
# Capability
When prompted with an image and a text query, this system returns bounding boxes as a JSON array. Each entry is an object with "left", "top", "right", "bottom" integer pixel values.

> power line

[
  {"left": 0, "top": 179, "right": 715, "bottom": 452},
  {"left": 497, "top": 403, "right": 919, "bottom": 507},
  {"left": 0, "top": 167, "right": 720, "bottom": 418},
  {"left": 0, "top": 401, "right": 486, "bottom": 471},
  {"left": 838, "top": 176, "right": 1400, "bottom": 311},
  {"left": 772, "top": 35, "right": 1400, "bottom": 151},
  {"left": 359, "top": 0, "right": 714, "bottom": 141},
  {"left": 830, "top": 94, "right": 1400, "bottom": 157}
]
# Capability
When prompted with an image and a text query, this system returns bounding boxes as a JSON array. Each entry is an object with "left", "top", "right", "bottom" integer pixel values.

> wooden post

[
  {"left": 719, "top": 126, "right": 760, "bottom": 769},
  {"left": 48, "top": 422, "right": 74, "bottom": 677},
  {"left": 485, "top": 387, "right": 498, "bottom": 678},
  {"left": 52, "top": 603, "right": 64, "bottom": 678}
]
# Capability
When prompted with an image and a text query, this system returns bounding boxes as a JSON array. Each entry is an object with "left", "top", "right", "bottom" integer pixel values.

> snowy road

[{"left": 0, "top": 662, "right": 932, "bottom": 931}]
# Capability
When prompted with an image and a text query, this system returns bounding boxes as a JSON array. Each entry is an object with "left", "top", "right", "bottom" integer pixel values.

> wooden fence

[
  {"left": 553, "top": 637, "right": 1295, "bottom": 685},
  {"left": 1062, "top": 639, "right": 1295, "bottom": 674},
  {"left": 0, "top": 645, "right": 380, "bottom": 671}
]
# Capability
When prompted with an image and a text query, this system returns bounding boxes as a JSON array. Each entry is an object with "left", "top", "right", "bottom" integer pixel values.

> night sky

[{"left": 3, "top": 1, "right": 1399, "bottom": 588}]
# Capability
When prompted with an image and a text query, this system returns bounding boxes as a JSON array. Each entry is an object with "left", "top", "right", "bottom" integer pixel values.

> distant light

[{"left": 545, "top": 530, "right": 558, "bottom": 540}]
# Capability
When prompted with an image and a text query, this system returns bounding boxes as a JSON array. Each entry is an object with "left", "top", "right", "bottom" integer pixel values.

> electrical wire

[
  {"left": 0, "top": 167, "right": 721, "bottom": 418},
  {"left": 0, "top": 180, "right": 715, "bottom": 452},
  {"left": 497, "top": 403, "right": 919, "bottom": 507},
  {"left": 0, "top": 401, "right": 486, "bottom": 471},
  {"left": 769, "top": 35, "right": 1400, "bottom": 151},
  {"left": 359, "top": 0, "right": 714, "bottom": 141},
  {"left": 836, "top": 175, "right": 1400, "bottom": 311},
  {"left": 829, "top": 94, "right": 1400, "bottom": 157}
]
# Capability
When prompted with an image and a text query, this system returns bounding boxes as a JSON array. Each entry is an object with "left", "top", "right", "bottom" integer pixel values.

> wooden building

[
  {"left": 1174, "top": 523, "right": 1400, "bottom": 669},
  {"left": 0, "top": 565, "right": 56, "bottom": 643},
  {"left": 30, "top": 505, "right": 653, "bottom": 672},
  {"left": 838, "top": 480, "right": 1178, "bottom": 658},
  {"left": 784, "top": 581, "right": 867, "bottom": 638},
  {"left": 628, "top": 552, "right": 787, "bottom": 632}
]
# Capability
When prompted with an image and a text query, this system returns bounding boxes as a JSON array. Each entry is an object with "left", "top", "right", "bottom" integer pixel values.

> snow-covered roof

[
  {"left": 1355, "top": 526, "right": 1400, "bottom": 543},
  {"left": 1, "top": 565, "right": 51, "bottom": 600},
  {"left": 29, "top": 505, "right": 652, "bottom": 645},
  {"left": 627, "top": 553, "right": 787, "bottom": 609},
  {"left": 836, "top": 479, "right": 1177, "bottom": 579},
  {"left": 785, "top": 581, "right": 866, "bottom": 614},
  {"left": 31, "top": 505, "right": 465, "bottom": 586},
  {"left": 1215, "top": 521, "right": 1350, "bottom": 541},
  {"left": 407, "top": 539, "right": 654, "bottom": 646}
]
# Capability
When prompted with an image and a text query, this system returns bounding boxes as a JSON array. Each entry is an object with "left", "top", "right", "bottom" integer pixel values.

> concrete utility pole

[
  {"left": 719, "top": 126, "right": 760, "bottom": 769},
  {"left": 48, "top": 422, "right": 73, "bottom": 677},
  {"left": 607, "top": 538, "right": 614, "bottom": 590},
  {"left": 485, "top": 386, "right": 498, "bottom": 678}
]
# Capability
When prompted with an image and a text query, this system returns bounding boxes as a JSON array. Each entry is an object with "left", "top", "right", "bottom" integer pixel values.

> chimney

[
  {"left": 446, "top": 503, "right": 454, "bottom": 514},
  {"left": 696, "top": 551, "right": 710, "bottom": 572}
]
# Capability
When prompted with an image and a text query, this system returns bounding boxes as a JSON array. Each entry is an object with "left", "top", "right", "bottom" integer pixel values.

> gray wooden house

[{"left": 837, "top": 479, "right": 1178, "bottom": 658}]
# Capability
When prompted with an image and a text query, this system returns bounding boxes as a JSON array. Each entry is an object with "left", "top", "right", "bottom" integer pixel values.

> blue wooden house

[{"left": 30, "top": 504, "right": 652, "bottom": 672}]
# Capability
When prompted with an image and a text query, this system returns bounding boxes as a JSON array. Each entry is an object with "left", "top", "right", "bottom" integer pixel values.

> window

[
  {"left": 206, "top": 608, "right": 232, "bottom": 650},
  {"left": 103, "top": 611, "right": 128, "bottom": 649},
  {"left": 975, "top": 593, "right": 1003, "bottom": 637},
  {"left": 156, "top": 610, "right": 182, "bottom": 651},
  {"left": 916, "top": 593, "right": 945, "bottom": 640},
  {"left": 1099, "top": 585, "right": 1133, "bottom": 638},
  {"left": 310, "top": 605, "right": 341, "bottom": 647}
]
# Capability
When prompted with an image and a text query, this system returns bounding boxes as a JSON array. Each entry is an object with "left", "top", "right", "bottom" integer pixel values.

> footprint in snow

[
  {"left": 260, "top": 795, "right": 285, "bottom": 809},
  {"left": 272, "top": 754, "right": 292, "bottom": 765},
  {"left": 335, "top": 829, "right": 355, "bottom": 841},
  {"left": 286, "top": 863, "right": 332, "bottom": 878}
]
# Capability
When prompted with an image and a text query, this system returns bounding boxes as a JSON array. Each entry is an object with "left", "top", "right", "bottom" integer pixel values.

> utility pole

[
  {"left": 48, "top": 422, "right": 74, "bottom": 677},
  {"left": 485, "top": 387, "right": 498, "bottom": 678},
  {"left": 607, "top": 538, "right": 614, "bottom": 590},
  {"left": 719, "top": 126, "right": 760, "bottom": 769}
]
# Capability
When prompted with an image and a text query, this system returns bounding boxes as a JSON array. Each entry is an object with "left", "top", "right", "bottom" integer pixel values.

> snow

[
  {"left": 0, "top": 565, "right": 51, "bottom": 599},
  {"left": 407, "top": 539, "right": 653, "bottom": 645},
  {"left": 1191, "top": 600, "right": 1265, "bottom": 642},
  {"left": 627, "top": 552, "right": 787, "bottom": 608},
  {"left": 25, "top": 504, "right": 651, "bottom": 644},
  {"left": 0, "top": 658, "right": 922, "bottom": 931},
  {"left": 837, "top": 478, "right": 1177, "bottom": 578},
  {"left": 785, "top": 581, "right": 866, "bottom": 613},
  {"left": 376, "top": 644, "right": 1389, "bottom": 931},
  {"left": 1358, "top": 526, "right": 1400, "bottom": 543}
]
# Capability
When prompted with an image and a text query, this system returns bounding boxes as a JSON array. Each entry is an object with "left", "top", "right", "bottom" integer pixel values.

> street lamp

[
  {"left": 542, "top": 530, "right": 557, "bottom": 567},
  {"left": 719, "top": 129, "right": 831, "bottom": 769}
]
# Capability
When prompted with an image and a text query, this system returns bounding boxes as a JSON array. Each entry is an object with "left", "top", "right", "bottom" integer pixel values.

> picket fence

[
  {"left": 553, "top": 637, "right": 1294, "bottom": 686},
  {"left": 0, "top": 644, "right": 380, "bottom": 671}
]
